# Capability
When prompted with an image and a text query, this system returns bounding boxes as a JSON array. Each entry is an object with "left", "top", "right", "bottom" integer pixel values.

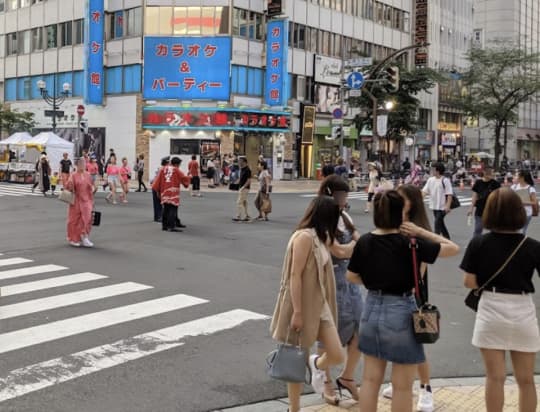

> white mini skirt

[{"left": 472, "top": 291, "right": 540, "bottom": 352}]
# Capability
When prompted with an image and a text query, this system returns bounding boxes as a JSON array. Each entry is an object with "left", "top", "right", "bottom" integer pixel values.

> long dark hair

[
  {"left": 519, "top": 169, "right": 535, "bottom": 187},
  {"left": 318, "top": 175, "right": 355, "bottom": 233},
  {"left": 397, "top": 184, "right": 432, "bottom": 231},
  {"left": 296, "top": 196, "right": 340, "bottom": 244}
]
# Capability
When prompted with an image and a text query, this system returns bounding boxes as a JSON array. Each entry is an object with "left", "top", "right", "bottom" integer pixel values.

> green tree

[
  {"left": 0, "top": 104, "right": 36, "bottom": 137},
  {"left": 350, "top": 65, "right": 442, "bottom": 166},
  {"left": 458, "top": 43, "right": 540, "bottom": 168}
]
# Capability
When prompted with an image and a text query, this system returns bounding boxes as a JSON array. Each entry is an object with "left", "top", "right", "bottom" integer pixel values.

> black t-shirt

[
  {"left": 239, "top": 166, "right": 252, "bottom": 188},
  {"left": 60, "top": 159, "right": 72, "bottom": 174},
  {"left": 347, "top": 233, "right": 441, "bottom": 294},
  {"left": 460, "top": 232, "right": 540, "bottom": 293},
  {"left": 472, "top": 179, "right": 501, "bottom": 216}
]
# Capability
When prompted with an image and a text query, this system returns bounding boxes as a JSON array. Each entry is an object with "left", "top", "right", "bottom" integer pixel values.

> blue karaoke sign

[
  {"left": 143, "top": 36, "right": 232, "bottom": 100},
  {"left": 265, "top": 19, "right": 289, "bottom": 106},
  {"left": 84, "top": 0, "right": 104, "bottom": 105}
]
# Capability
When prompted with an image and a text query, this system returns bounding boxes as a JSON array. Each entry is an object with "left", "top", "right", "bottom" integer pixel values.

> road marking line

[
  {"left": 0, "top": 265, "right": 67, "bottom": 281},
  {"left": 0, "top": 273, "right": 107, "bottom": 297},
  {"left": 0, "top": 293, "right": 208, "bottom": 354},
  {"left": 0, "top": 282, "right": 153, "bottom": 320},
  {"left": 0, "top": 309, "right": 269, "bottom": 402},
  {"left": 0, "top": 258, "right": 33, "bottom": 267}
]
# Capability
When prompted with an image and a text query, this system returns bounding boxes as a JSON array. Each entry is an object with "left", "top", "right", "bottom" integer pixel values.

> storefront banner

[
  {"left": 267, "top": 0, "right": 283, "bottom": 17},
  {"left": 314, "top": 55, "right": 342, "bottom": 86},
  {"left": 315, "top": 84, "right": 344, "bottom": 114},
  {"left": 143, "top": 36, "right": 232, "bottom": 100},
  {"left": 84, "top": 0, "right": 104, "bottom": 105},
  {"left": 441, "top": 132, "right": 458, "bottom": 146},
  {"left": 265, "top": 19, "right": 289, "bottom": 106},
  {"left": 142, "top": 107, "right": 290, "bottom": 132},
  {"left": 415, "top": 130, "right": 434, "bottom": 145},
  {"left": 301, "top": 105, "right": 316, "bottom": 144}
]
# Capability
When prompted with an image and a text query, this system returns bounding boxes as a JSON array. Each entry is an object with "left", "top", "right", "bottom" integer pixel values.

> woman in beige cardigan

[{"left": 270, "top": 196, "right": 356, "bottom": 412}]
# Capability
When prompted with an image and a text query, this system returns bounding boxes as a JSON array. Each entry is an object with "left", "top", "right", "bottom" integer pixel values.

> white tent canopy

[
  {"left": 0, "top": 132, "right": 33, "bottom": 145},
  {"left": 26, "top": 132, "right": 74, "bottom": 174}
]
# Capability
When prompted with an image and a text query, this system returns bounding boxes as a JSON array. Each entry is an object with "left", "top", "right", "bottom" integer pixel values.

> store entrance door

[{"left": 245, "top": 134, "right": 260, "bottom": 173}]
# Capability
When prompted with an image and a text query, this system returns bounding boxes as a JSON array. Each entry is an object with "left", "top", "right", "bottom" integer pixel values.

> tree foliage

[
  {"left": 458, "top": 43, "right": 540, "bottom": 167},
  {"left": 0, "top": 104, "right": 36, "bottom": 136}
]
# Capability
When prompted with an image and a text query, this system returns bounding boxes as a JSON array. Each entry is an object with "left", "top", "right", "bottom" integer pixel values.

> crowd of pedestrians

[{"left": 269, "top": 168, "right": 540, "bottom": 412}]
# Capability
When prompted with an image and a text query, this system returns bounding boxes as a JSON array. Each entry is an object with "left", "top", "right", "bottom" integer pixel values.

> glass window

[
  {"left": 105, "top": 66, "right": 122, "bottom": 94},
  {"left": 310, "top": 28, "right": 318, "bottom": 53},
  {"left": 74, "top": 19, "right": 84, "bottom": 44},
  {"left": 216, "top": 6, "right": 229, "bottom": 35},
  {"left": 72, "top": 71, "right": 84, "bottom": 97},
  {"left": 237, "top": 66, "right": 247, "bottom": 94},
  {"left": 238, "top": 9, "right": 248, "bottom": 37},
  {"left": 31, "top": 27, "right": 42, "bottom": 51},
  {"left": 46, "top": 24, "right": 57, "bottom": 48},
  {"left": 0, "top": 0, "right": 4, "bottom": 12},
  {"left": 376, "top": 2, "right": 384, "bottom": 24},
  {"left": 19, "top": 30, "right": 31, "bottom": 54},
  {"left": 5, "top": 78, "right": 17, "bottom": 101},
  {"left": 187, "top": 7, "right": 201, "bottom": 35},
  {"left": 126, "top": 7, "right": 142, "bottom": 36},
  {"left": 173, "top": 7, "right": 187, "bottom": 35},
  {"left": 8, "top": 0, "right": 17, "bottom": 11},
  {"left": 7, "top": 32, "right": 17, "bottom": 55},
  {"left": 107, "top": 12, "right": 122, "bottom": 39},
  {"left": 60, "top": 21, "right": 72, "bottom": 47},
  {"left": 20, "top": 0, "right": 29, "bottom": 6},
  {"left": 158, "top": 6, "right": 173, "bottom": 35},
  {"left": 201, "top": 7, "right": 215, "bottom": 35},
  {"left": 254, "top": 12, "right": 263, "bottom": 40},
  {"left": 17, "top": 77, "right": 31, "bottom": 100},
  {"left": 124, "top": 64, "right": 141, "bottom": 93},
  {"left": 298, "top": 25, "right": 305, "bottom": 49},
  {"left": 322, "top": 31, "right": 330, "bottom": 55},
  {"left": 144, "top": 6, "right": 159, "bottom": 35}
]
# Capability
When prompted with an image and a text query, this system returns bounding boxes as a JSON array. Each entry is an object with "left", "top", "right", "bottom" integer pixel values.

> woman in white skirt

[{"left": 461, "top": 188, "right": 540, "bottom": 412}]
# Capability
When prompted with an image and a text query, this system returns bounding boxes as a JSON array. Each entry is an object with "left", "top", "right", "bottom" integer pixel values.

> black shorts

[
  {"left": 191, "top": 176, "right": 200, "bottom": 191},
  {"left": 368, "top": 192, "right": 375, "bottom": 202}
]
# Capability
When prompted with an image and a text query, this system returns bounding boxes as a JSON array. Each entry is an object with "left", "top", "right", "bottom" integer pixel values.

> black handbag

[
  {"left": 465, "top": 237, "right": 527, "bottom": 311},
  {"left": 229, "top": 183, "right": 240, "bottom": 191},
  {"left": 442, "top": 178, "right": 460, "bottom": 209},
  {"left": 410, "top": 238, "right": 440, "bottom": 344},
  {"left": 92, "top": 211, "right": 101, "bottom": 226}
]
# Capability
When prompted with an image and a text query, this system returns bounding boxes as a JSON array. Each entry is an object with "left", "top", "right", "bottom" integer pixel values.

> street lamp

[
  {"left": 37, "top": 77, "right": 71, "bottom": 132},
  {"left": 384, "top": 101, "right": 395, "bottom": 111}
]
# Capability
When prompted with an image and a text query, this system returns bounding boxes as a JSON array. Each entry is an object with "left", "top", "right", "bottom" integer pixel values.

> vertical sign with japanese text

[
  {"left": 84, "top": 0, "right": 104, "bottom": 105},
  {"left": 414, "top": 0, "right": 428, "bottom": 67},
  {"left": 301, "top": 105, "right": 316, "bottom": 144},
  {"left": 143, "top": 36, "right": 231, "bottom": 100},
  {"left": 265, "top": 19, "right": 288, "bottom": 106}
]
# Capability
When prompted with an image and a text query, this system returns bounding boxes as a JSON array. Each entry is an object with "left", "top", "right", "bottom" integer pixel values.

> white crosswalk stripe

[
  {"left": 0, "top": 255, "right": 269, "bottom": 402},
  {"left": 0, "top": 183, "right": 41, "bottom": 197},
  {"left": 301, "top": 192, "right": 474, "bottom": 206}
]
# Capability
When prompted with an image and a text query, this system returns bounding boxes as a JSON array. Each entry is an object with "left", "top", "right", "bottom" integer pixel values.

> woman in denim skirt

[
  {"left": 346, "top": 190, "right": 459, "bottom": 412},
  {"left": 317, "top": 176, "right": 364, "bottom": 404}
]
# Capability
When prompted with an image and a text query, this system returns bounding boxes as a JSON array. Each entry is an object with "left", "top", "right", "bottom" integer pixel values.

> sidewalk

[{"left": 218, "top": 376, "right": 540, "bottom": 412}]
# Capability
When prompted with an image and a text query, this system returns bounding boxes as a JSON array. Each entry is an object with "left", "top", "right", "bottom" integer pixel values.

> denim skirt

[{"left": 358, "top": 291, "right": 425, "bottom": 364}]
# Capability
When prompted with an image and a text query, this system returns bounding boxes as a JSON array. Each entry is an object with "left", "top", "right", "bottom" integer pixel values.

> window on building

[
  {"left": 232, "top": 8, "right": 261, "bottom": 39},
  {"left": 8, "top": 0, "right": 17, "bottom": 11},
  {"left": 105, "top": 66, "right": 123, "bottom": 94},
  {"left": 5, "top": 78, "right": 17, "bottom": 101},
  {"left": 144, "top": 6, "right": 159, "bottom": 35},
  {"left": 32, "top": 27, "right": 43, "bottom": 50},
  {"left": 19, "top": 30, "right": 31, "bottom": 54},
  {"left": 172, "top": 7, "right": 187, "bottom": 35},
  {"left": 0, "top": 35, "right": 4, "bottom": 57},
  {"left": 20, "top": 0, "right": 29, "bottom": 6},
  {"left": 74, "top": 19, "right": 84, "bottom": 44},
  {"left": 0, "top": 0, "right": 4, "bottom": 12},
  {"left": 201, "top": 7, "right": 214, "bottom": 35},
  {"left": 187, "top": 7, "right": 201, "bottom": 35},
  {"left": 126, "top": 7, "right": 142, "bottom": 36},
  {"left": 123, "top": 64, "right": 142, "bottom": 93},
  {"left": 30, "top": 0, "right": 43, "bottom": 4},
  {"left": 60, "top": 21, "right": 72, "bottom": 47},
  {"left": 107, "top": 11, "right": 122, "bottom": 39},
  {"left": 145, "top": 6, "right": 175, "bottom": 35},
  {"left": 7, "top": 32, "right": 17, "bottom": 55},
  {"left": 17, "top": 77, "right": 31, "bottom": 99},
  {"left": 216, "top": 6, "right": 229, "bottom": 35},
  {"left": 46, "top": 24, "right": 57, "bottom": 48}
]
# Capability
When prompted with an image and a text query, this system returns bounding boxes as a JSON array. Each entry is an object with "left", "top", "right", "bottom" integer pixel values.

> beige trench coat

[{"left": 270, "top": 229, "right": 337, "bottom": 349}]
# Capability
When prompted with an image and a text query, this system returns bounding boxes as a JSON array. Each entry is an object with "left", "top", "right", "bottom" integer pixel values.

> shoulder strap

[
  {"left": 410, "top": 237, "right": 424, "bottom": 304},
  {"left": 477, "top": 236, "right": 528, "bottom": 292}
]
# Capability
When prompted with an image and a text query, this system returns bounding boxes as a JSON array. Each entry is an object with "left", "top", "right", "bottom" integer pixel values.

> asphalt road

[{"left": 0, "top": 184, "right": 538, "bottom": 412}]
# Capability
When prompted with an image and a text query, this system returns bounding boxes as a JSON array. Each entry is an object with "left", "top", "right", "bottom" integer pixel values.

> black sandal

[{"left": 336, "top": 376, "right": 359, "bottom": 401}]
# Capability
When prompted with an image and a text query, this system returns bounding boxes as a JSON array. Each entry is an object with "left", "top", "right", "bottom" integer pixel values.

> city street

[{"left": 0, "top": 184, "right": 539, "bottom": 412}]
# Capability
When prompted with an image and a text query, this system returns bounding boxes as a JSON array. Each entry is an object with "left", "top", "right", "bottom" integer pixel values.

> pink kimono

[{"left": 66, "top": 172, "right": 95, "bottom": 242}]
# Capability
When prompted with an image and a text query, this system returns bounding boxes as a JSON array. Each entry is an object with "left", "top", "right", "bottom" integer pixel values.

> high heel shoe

[
  {"left": 322, "top": 381, "right": 339, "bottom": 406},
  {"left": 336, "top": 376, "right": 359, "bottom": 401}
]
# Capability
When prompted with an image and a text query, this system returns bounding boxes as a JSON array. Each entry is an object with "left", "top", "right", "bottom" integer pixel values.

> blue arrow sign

[{"left": 346, "top": 72, "right": 364, "bottom": 89}]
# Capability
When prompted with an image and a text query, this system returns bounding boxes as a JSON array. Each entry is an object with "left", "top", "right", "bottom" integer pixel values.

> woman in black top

[
  {"left": 461, "top": 188, "right": 540, "bottom": 412},
  {"left": 346, "top": 190, "right": 459, "bottom": 412}
]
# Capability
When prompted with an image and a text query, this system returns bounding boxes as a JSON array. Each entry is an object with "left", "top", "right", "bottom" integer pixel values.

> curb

[{"left": 215, "top": 375, "right": 540, "bottom": 412}]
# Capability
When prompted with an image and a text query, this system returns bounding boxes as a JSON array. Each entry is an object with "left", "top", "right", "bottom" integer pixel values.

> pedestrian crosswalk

[
  {"left": 0, "top": 183, "right": 41, "bottom": 197},
  {"left": 301, "top": 192, "right": 474, "bottom": 207},
  {"left": 0, "top": 254, "right": 269, "bottom": 403}
]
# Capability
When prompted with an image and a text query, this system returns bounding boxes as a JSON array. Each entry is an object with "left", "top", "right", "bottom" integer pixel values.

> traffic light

[
  {"left": 385, "top": 66, "right": 400, "bottom": 92},
  {"left": 332, "top": 126, "right": 342, "bottom": 140},
  {"left": 79, "top": 120, "right": 88, "bottom": 134}
]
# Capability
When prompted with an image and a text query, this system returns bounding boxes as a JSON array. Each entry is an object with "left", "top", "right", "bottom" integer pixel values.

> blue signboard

[
  {"left": 265, "top": 19, "right": 289, "bottom": 106},
  {"left": 143, "top": 36, "right": 232, "bottom": 100},
  {"left": 84, "top": 0, "right": 104, "bottom": 105}
]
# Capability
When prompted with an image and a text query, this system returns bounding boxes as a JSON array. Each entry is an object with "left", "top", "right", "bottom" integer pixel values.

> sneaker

[
  {"left": 81, "top": 237, "right": 94, "bottom": 248},
  {"left": 308, "top": 355, "right": 326, "bottom": 395},
  {"left": 69, "top": 241, "right": 81, "bottom": 247},
  {"left": 382, "top": 384, "right": 393, "bottom": 399},
  {"left": 416, "top": 388, "right": 434, "bottom": 412}
]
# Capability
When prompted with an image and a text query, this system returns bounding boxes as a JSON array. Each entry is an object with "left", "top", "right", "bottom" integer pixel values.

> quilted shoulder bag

[
  {"left": 410, "top": 237, "right": 441, "bottom": 344},
  {"left": 465, "top": 236, "right": 527, "bottom": 311},
  {"left": 266, "top": 327, "right": 309, "bottom": 383}
]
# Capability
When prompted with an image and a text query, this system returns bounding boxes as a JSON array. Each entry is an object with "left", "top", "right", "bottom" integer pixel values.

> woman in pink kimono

[{"left": 66, "top": 158, "right": 96, "bottom": 248}]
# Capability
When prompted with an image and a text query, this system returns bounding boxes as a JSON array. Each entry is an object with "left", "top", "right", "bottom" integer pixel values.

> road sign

[
  {"left": 331, "top": 118, "right": 344, "bottom": 125},
  {"left": 332, "top": 108, "right": 343, "bottom": 119},
  {"left": 44, "top": 110, "right": 64, "bottom": 117},
  {"left": 349, "top": 89, "right": 362, "bottom": 97},
  {"left": 77, "top": 105, "right": 85, "bottom": 116},
  {"left": 346, "top": 72, "right": 364, "bottom": 89},
  {"left": 347, "top": 57, "right": 373, "bottom": 67}
]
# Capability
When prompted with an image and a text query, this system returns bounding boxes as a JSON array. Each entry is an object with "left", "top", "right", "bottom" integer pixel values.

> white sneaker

[
  {"left": 382, "top": 384, "right": 393, "bottom": 399},
  {"left": 417, "top": 388, "right": 434, "bottom": 412},
  {"left": 69, "top": 241, "right": 81, "bottom": 247},
  {"left": 308, "top": 354, "right": 325, "bottom": 395},
  {"left": 81, "top": 237, "right": 94, "bottom": 248}
]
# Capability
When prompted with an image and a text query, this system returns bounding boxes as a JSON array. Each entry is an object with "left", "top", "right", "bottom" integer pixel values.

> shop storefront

[
  {"left": 142, "top": 106, "right": 291, "bottom": 178},
  {"left": 310, "top": 126, "right": 358, "bottom": 178},
  {"left": 516, "top": 130, "right": 540, "bottom": 161},
  {"left": 438, "top": 131, "right": 461, "bottom": 161},
  {"left": 414, "top": 130, "right": 434, "bottom": 165}
]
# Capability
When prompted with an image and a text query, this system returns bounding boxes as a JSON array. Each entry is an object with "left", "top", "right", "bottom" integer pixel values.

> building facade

[
  {"left": 0, "top": 0, "right": 416, "bottom": 179},
  {"left": 465, "top": 0, "right": 540, "bottom": 162}
]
